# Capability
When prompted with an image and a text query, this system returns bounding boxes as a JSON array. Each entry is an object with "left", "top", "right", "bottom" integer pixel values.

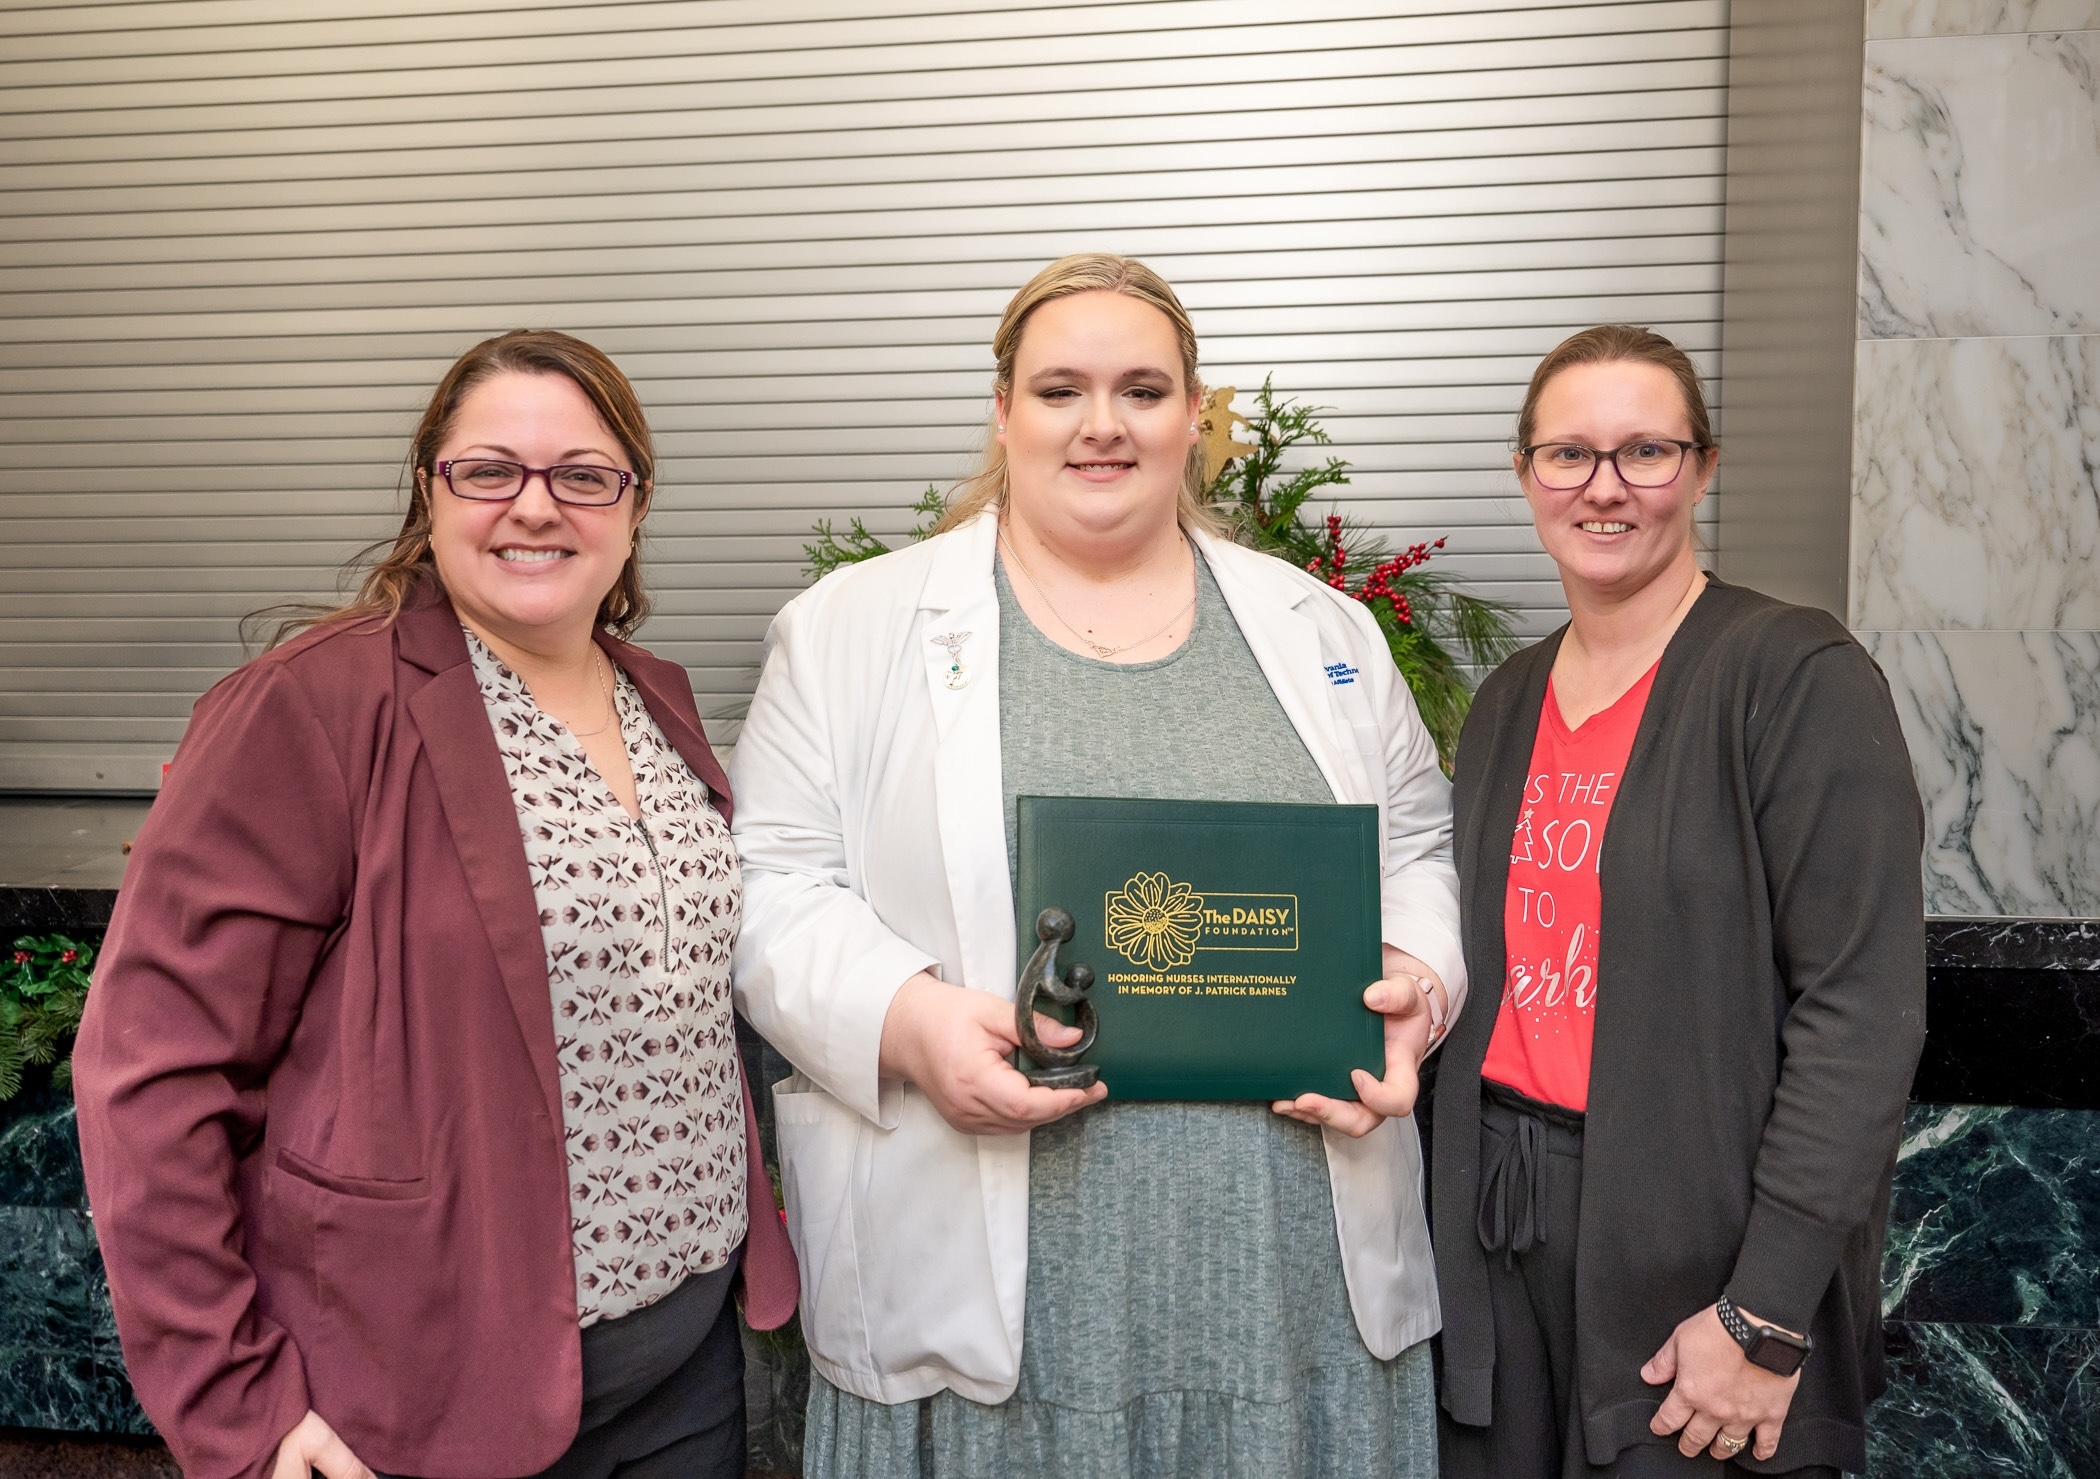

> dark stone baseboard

[
  {"left": 1910, "top": 919, "right": 2100, "bottom": 1110},
  {"left": 0, "top": 889, "right": 117, "bottom": 938},
  {"left": 0, "top": 1429, "right": 178, "bottom": 1479},
  {"left": 1928, "top": 916, "right": 2100, "bottom": 972}
]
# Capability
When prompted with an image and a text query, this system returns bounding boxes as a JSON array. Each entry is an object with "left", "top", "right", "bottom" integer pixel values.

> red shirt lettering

[{"left": 1481, "top": 663, "right": 1657, "bottom": 1111}]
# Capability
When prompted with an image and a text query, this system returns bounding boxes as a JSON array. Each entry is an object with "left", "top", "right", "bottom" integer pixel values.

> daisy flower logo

[{"left": 1104, "top": 872, "right": 1205, "bottom": 972}]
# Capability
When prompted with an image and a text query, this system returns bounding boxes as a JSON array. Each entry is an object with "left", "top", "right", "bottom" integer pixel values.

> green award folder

[{"left": 1014, "top": 795, "right": 1384, "bottom": 1101}]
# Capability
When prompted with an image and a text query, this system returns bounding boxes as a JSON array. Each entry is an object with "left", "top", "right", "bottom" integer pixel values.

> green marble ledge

[
  {"left": 1884, "top": 1104, "right": 2100, "bottom": 1327},
  {"left": 0, "top": 1073, "right": 153, "bottom": 1435},
  {"left": 1870, "top": 1321, "right": 2100, "bottom": 1477}
]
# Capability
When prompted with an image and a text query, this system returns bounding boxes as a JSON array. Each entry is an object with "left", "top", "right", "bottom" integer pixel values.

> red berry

[{"left": 61, "top": 949, "right": 78, "bottom": 963}]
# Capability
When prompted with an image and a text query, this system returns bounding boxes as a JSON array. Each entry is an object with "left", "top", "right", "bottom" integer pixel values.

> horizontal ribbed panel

[{"left": 0, "top": 0, "right": 1726, "bottom": 785}]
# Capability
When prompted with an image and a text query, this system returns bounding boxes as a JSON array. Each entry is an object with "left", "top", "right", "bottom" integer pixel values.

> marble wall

[
  {"left": 1852, "top": 13, "right": 2100, "bottom": 1473},
  {"left": 1853, "top": 10, "right": 2100, "bottom": 916}
]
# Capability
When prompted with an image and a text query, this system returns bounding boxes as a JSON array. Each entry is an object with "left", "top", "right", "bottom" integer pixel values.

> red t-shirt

[{"left": 1480, "top": 662, "right": 1658, "bottom": 1112}]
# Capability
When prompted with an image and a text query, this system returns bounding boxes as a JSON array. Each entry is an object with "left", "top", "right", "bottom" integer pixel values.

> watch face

[{"left": 1747, "top": 1332, "right": 1810, "bottom": 1377}]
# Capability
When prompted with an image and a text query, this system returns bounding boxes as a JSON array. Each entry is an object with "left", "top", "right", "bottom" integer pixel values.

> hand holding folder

[{"left": 1015, "top": 796, "right": 1394, "bottom": 1102}]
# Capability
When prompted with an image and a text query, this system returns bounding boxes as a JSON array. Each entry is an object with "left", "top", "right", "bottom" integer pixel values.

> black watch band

[{"left": 1717, "top": 1294, "right": 1814, "bottom": 1376}]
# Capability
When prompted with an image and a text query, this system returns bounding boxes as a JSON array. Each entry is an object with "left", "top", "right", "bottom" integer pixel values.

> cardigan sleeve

[
  {"left": 1725, "top": 637, "right": 1927, "bottom": 1333},
  {"left": 71, "top": 659, "right": 357, "bottom": 1479}
]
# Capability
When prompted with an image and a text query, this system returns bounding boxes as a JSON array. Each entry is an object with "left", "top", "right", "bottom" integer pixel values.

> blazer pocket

[
  {"left": 772, "top": 1078, "right": 865, "bottom": 1362},
  {"left": 290, "top": 1160, "right": 455, "bottom": 1401},
  {"left": 274, "top": 1146, "right": 430, "bottom": 1202}
]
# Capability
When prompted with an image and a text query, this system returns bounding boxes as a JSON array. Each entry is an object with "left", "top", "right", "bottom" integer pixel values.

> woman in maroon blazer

[{"left": 72, "top": 330, "right": 795, "bottom": 1479}]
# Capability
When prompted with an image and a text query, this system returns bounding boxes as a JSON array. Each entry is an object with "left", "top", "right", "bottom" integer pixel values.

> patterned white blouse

[{"left": 468, "top": 630, "right": 746, "bottom": 1326}]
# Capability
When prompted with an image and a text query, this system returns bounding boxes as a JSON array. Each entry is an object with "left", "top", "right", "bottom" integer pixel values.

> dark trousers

[
  {"left": 1439, "top": 1088, "right": 1835, "bottom": 1479},
  {"left": 375, "top": 1246, "right": 746, "bottom": 1479}
]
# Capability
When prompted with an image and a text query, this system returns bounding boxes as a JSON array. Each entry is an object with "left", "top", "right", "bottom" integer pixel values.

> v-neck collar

[
  {"left": 1543, "top": 659, "right": 1662, "bottom": 740},
  {"left": 464, "top": 626, "right": 650, "bottom": 824}
]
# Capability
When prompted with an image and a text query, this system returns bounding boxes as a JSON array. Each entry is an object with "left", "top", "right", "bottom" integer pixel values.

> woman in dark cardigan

[{"left": 1432, "top": 325, "right": 1925, "bottom": 1478}]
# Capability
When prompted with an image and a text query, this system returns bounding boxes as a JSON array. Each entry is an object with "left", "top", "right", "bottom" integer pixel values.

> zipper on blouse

[{"left": 634, "top": 815, "right": 671, "bottom": 969}]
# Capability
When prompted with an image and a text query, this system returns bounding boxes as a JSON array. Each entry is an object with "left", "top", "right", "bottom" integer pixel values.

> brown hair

[
  {"left": 261, "top": 329, "right": 655, "bottom": 647},
  {"left": 1515, "top": 324, "right": 1717, "bottom": 454},
  {"left": 931, "top": 253, "right": 1222, "bottom": 536}
]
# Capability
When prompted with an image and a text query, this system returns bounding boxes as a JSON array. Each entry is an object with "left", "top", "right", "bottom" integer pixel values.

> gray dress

[{"left": 802, "top": 550, "right": 1437, "bottom": 1479}]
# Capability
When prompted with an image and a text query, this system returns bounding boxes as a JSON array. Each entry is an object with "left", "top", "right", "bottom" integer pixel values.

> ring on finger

[{"left": 1714, "top": 1432, "right": 1748, "bottom": 1456}]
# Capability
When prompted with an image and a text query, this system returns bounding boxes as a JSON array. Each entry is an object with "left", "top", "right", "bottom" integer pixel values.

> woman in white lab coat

[{"left": 729, "top": 253, "right": 1465, "bottom": 1478}]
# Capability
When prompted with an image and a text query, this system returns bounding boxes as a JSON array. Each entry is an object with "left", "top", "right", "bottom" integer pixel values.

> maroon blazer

[{"left": 72, "top": 597, "right": 796, "bottom": 1479}]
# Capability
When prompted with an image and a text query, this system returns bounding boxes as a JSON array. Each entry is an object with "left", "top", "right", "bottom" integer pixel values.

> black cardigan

[{"left": 1431, "top": 577, "right": 1926, "bottom": 1475}]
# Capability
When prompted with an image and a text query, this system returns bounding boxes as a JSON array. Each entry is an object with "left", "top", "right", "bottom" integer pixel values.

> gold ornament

[{"left": 1197, "top": 385, "right": 1259, "bottom": 483}]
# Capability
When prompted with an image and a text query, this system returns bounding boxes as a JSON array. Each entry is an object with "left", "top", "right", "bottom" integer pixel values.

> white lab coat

[{"left": 728, "top": 511, "right": 1467, "bottom": 1405}]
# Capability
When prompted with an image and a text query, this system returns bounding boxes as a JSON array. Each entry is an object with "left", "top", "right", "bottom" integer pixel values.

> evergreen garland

[
  {"left": 0, "top": 932, "right": 94, "bottom": 1103},
  {"left": 1201, "top": 378, "right": 1517, "bottom": 765}
]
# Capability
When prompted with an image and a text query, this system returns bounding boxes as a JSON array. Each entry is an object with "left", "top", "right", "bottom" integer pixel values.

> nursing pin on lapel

[{"left": 931, "top": 631, "right": 972, "bottom": 689}]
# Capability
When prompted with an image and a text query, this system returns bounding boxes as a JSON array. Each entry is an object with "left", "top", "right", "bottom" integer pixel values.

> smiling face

[
  {"left": 423, "top": 369, "right": 646, "bottom": 649},
  {"left": 1517, "top": 359, "right": 1714, "bottom": 603},
  {"left": 994, "top": 289, "right": 1199, "bottom": 543}
]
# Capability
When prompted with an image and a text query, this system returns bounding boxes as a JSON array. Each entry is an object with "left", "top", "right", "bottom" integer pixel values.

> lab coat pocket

[{"left": 773, "top": 1077, "right": 869, "bottom": 1367}]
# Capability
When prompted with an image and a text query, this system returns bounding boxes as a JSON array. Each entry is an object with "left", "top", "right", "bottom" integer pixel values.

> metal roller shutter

[{"left": 0, "top": 0, "right": 1726, "bottom": 790}]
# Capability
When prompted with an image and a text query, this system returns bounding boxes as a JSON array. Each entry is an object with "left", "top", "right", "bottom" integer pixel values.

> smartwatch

[{"left": 1717, "top": 1294, "right": 1814, "bottom": 1376}]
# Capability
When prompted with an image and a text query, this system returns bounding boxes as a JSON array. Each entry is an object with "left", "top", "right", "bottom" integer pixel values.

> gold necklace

[
  {"left": 565, "top": 649, "right": 618, "bottom": 738},
  {"left": 999, "top": 526, "right": 1197, "bottom": 660}
]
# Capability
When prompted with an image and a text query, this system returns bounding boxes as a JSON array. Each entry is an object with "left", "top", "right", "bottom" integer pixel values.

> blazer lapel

[
  {"left": 601, "top": 633, "right": 734, "bottom": 826},
  {"left": 920, "top": 515, "right": 1015, "bottom": 997},
  {"left": 397, "top": 604, "right": 565, "bottom": 1126}
]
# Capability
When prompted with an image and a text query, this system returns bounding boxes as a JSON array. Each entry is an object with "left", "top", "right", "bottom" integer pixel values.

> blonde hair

[{"left": 931, "top": 253, "right": 1222, "bottom": 536}]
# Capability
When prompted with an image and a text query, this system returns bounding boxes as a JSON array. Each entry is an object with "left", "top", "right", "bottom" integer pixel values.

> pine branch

[
  {"left": 801, "top": 517, "right": 893, "bottom": 581},
  {"left": 2, "top": 932, "right": 95, "bottom": 1104},
  {"left": 906, "top": 485, "right": 946, "bottom": 539},
  {"left": 1198, "top": 382, "right": 1519, "bottom": 770},
  {"left": 801, "top": 486, "right": 949, "bottom": 582}
]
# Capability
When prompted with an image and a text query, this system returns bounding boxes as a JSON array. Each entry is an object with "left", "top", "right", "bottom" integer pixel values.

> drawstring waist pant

[{"left": 1439, "top": 1082, "right": 1836, "bottom": 1479}]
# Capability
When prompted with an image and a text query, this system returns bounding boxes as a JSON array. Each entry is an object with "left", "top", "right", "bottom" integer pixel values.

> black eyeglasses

[
  {"left": 438, "top": 458, "right": 635, "bottom": 507},
  {"left": 1519, "top": 439, "right": 1707, "bottom": 491}
]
